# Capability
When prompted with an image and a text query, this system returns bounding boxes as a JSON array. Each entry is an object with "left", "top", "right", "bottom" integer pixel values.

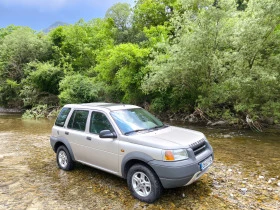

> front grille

[{"left": 190, "top": 139, "right": 207, "bottom": 156}]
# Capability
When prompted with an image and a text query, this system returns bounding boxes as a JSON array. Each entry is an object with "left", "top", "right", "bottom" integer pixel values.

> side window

[
  {"left": 67, "top": 110, "right": 89, "bottom": 131},
  {"left": 90, "top": 112, "right": 113, "bottom": 134},
  {"left": 55, "top": 108, "right": 71, "bottom": 127}
]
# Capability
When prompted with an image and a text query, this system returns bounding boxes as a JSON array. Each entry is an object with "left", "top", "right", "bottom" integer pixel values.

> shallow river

[{"left": 0, "top": 114, "right": 279, "bottom": 209}]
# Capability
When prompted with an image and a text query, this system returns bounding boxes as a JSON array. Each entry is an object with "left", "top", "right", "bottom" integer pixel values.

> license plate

[{"left": 200, "top": 156, "right": 213, "bottom": 170}]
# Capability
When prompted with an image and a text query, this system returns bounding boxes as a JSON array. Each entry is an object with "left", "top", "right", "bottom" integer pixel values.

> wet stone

[{"left": 240, "top": 188, "right": 247, "bottom": 194}]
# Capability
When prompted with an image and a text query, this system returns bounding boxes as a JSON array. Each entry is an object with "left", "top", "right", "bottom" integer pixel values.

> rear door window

[
  {"left": 67, "top": 110, "right": 89, "bottom": 131},
  {"left": 55, "top": 108, "right": 71, "bottom": 127}
]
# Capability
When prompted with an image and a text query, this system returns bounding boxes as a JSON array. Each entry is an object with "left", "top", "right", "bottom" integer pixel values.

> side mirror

[{"left": 99, "top": 130, "right": 117, "bottom": 139}]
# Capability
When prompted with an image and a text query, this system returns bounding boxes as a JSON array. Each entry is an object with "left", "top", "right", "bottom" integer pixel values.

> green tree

[
  {"left": 105, "top": 3, "right": 131, "bottom": 31},
  {"left": 49, "top": 18, "right": 115, "bottom": 73},
  {"left": 0, "top": 25, "right": 20, "bottom": 44},
  {"left": 0, "top": 27, "right": 51, "bottom": 81},
  {"left": 20, "top": 62, "right": 64, "bottom": 107},
  {"left": 0, "top": 27, "right": 51, "bottom": 107},
  {"left": 142, "top": 0, "right": 280, "bottom": 122},
  {"left": 133, "top": 0, "right": 178, "bottom": 30},
  {"left": 142, "top": 0, "right": 237, "bottom": 112},
  {"left": 105, "top": 3, "right": 147, "bottom": 44},
  {"left": 94, "top": 43, "right": 150, "bottom": 103}
]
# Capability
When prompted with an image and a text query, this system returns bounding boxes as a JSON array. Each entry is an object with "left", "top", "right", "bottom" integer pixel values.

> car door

[
  {"left": 85, "top": 111, "right": 119, "bottom": 173},
  {"left": 66, "top": 109, "right": 90, "bottom": 162}
]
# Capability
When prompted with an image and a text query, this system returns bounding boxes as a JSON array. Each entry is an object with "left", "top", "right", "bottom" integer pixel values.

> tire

[
  {"left": 127, "top": 164, "right": 163, "bottom": 203},
  {"left": 56, "top": 145, "right": 74, "bottom": 171}
]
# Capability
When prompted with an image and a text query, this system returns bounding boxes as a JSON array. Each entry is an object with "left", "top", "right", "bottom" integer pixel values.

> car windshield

[{"left": 110, "top": 108, "right": 165, "bottom": 135}]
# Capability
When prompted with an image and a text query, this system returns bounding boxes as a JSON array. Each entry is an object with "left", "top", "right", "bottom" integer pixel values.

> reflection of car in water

[{"left": 50, "top": 103, "right": 214, "bottom": 203}]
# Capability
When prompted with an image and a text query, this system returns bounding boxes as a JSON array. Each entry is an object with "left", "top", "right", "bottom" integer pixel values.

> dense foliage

[{"left": 0, "top": 0, "right": 279, "bottom": 124}]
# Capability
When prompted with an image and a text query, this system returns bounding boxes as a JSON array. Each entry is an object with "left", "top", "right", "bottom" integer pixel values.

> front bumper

[{"left": 149, "top": 149, "right": 213, "bottom": 189}]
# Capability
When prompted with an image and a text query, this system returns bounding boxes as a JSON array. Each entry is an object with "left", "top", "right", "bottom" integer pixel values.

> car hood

[{"left": 123, "top": 126, "right": 205, "bottom": 149}]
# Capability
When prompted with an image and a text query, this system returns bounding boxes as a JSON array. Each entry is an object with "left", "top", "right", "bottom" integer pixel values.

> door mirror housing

[{"left": 99, "top": 130, "right": 117, "bottom": 139}]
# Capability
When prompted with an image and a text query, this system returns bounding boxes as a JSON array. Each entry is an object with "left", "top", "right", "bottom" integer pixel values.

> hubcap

[
  {"left": 132, "top": 172, "right": 151, "bottom": 197},
  {"left": 58, "top": 150, "right": 68, "bottom": 168}
]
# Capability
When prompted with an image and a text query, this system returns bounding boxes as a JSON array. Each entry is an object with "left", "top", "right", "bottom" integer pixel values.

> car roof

[{"left": 63, "top": 102, "right": 140, "bottom": 111}]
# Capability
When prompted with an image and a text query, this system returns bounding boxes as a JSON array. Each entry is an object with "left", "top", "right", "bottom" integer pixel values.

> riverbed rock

[
  {"left": 240, "top": 188, "right": 247, "bottom": 194},
  {"left": 268, "top": 179, "right": 272, "bottom": 184},
  {"left": 223, "top": 134, "right": 233, "bottom": 139},
  {"left": 211, "top": 121, "right": 228, "bottom": 126},
  {"left": 0, "top": 107, "right": 21, "bottom": 113}
]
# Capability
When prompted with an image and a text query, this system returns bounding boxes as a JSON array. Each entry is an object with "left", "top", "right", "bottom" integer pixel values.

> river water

[{"left": 0, "top": 113, "right": 279, "bottom": 209}]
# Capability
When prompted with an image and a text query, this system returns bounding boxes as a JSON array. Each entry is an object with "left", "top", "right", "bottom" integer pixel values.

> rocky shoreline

[{"left": 0, "top": 107, "right": 22, "bottom": 113}]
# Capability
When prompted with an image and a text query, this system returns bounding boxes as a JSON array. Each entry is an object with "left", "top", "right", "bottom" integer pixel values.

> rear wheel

[
  {"left": 56, "top": 145, "right": 73, "bottom": 170},
  {"left": 127, "top": 164, "right": 162, "bottom": 203}
]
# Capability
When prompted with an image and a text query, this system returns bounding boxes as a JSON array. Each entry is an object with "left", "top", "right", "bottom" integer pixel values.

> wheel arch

[
  {"left": 53, "top": 138, "right": 76, "bottom": 161},
  {"left": 121, "top": 152, "right": 156, "bottom": 179}
]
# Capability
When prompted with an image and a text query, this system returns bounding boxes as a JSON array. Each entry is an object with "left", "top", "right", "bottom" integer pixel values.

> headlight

[{"left": 162, "top": 149, "right": 188, "bottom": 161}]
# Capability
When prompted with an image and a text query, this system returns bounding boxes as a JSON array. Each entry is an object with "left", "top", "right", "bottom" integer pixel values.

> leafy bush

[
  {"left": 22, "top": 104, "right": 49, "bottom": 119},
  {"left": 59, "top": 74, "right": 105, "bottom": 105}
]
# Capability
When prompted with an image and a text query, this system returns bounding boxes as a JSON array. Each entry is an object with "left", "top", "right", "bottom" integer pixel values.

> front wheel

[
  {"left": 127, "top": 164, "right": 163, "bottom": 203},
  {"left": 56, "top": 145, "right": 73, "bottom": 170}
]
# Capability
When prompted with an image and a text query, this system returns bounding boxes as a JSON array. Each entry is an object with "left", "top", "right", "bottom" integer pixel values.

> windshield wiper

[
  {"left": 150, "top": 124, "right": 168, "bottom": 130},
  {"left": 124, "top": 129, "right": 148, "bottom": 135}
]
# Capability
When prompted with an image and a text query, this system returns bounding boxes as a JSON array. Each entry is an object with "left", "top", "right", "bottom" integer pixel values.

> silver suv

[{"left": 50, "top": 103, "right": 213, "bottom": 203}]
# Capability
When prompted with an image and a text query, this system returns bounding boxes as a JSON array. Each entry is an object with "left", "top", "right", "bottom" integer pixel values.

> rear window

[{"left": 55, "top": 108, "right": 71, "bottom": 127}]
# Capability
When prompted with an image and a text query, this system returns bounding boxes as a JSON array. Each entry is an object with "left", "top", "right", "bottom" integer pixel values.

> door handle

[
  {"left": 86, "top": 136, "right": 91, "bottom": 140},
  {"left": 65, "top": 131, "right": 69, "bottom": 135}
]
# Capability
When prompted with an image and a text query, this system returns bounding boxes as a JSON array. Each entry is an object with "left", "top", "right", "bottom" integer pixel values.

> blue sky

[{"left": 0, "top": 0, "right": 134, "bottom": 31}]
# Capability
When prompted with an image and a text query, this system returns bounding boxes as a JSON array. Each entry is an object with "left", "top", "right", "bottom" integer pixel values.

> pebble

[
  {"left": 268, "top": 179, "right": 272, "bottom": 184},
  {"left": 243, "top": 178, "right": 248, "bottom": 180},
  {"left": 240, "top": 188, "right": 247, "bottom": 194},
  {"left": 271, "top": 178, "right": 276, "bottom": 181},
  {"left": 277, "top": 182, "right": 280, "bottom": 187},
  {"left": 230, "top": 193, "right": 234, "bottom": 198},
  {"left": 228, "top": 169, "right": 233, "bottom": 172},
  {"left": 223, "top": 134, "right": 232, "bottom": 138},
  {"left": 267, "top": 188, "right": 272, "bottom": 191},
  {"left": 242, "top": 181, "right": 247, "bottom": 184},
  {"left": 259, "top": 176, "right": 264, "bottom": 179},
  {"left": 182, "top": 193, "right": 185, "bottom": 198}
]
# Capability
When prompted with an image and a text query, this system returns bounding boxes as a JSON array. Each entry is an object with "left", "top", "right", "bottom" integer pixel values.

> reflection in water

[{"left": 0, "top": 113, "right": 54, "bottom": 134}]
